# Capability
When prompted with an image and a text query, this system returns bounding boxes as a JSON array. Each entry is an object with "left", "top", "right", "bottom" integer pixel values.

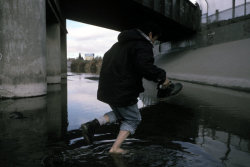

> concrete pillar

[
  {"left": 61, "top": 28, "right": 67, "bottom": 79},
  {"left": 46, "top": 23, "right": 61, "bottom": 84},
  {"left": 0, "top": 0, "right": 47, "bottom": 98}
]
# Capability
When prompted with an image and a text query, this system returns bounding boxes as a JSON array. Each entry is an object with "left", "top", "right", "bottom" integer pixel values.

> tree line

[{"left": 70, "top": 56, "right": 103, "bottom": 74}]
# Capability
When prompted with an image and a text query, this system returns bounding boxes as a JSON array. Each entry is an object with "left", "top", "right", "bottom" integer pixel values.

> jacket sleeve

[{"left": 135, "top": 42, "right": 166, "bottom": 83}]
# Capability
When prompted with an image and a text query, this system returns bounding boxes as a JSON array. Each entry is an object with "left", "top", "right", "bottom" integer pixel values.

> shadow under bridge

[{"left": 61, "top": 0, "right": 201, "bottom": 41}]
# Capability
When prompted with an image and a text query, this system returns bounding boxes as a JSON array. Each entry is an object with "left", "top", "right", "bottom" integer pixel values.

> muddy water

[{"left": 0, "top": 73, "right": 250, "bottom": 167}]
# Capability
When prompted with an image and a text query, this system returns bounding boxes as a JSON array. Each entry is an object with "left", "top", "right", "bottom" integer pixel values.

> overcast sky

[
  {"left": 197, "top": 0, "right": 250, "bottom": 14},
  {"left": 67, "top": 20, "right": 119, "bottom": 59},
  {"left": 66, "top": 0, "right": 249, "bottom": 59}
]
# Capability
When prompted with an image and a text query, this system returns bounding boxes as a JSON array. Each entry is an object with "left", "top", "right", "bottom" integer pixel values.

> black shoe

[
  {"left": 81, "top": 119, "right": 100, "bottom": 144},
  {"left": 157, "top": 82, "right": 183, "bottom": 99}
]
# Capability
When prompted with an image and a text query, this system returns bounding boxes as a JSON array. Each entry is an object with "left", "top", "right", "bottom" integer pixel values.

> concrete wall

[
  {"left": 46, "top": 23, "right": 61, "bottom": 84},
  {"left": 153, "top": 16, "right": 250, "bottom": 92},
  {"left": 202, "top": 15, "right": 250, "bottom": 46},
  {"left": 156, "top": 38, "right": 250, "bottom": 91},
  {"left": 0, "top": 0, "right": 47, "bottom": 98}
]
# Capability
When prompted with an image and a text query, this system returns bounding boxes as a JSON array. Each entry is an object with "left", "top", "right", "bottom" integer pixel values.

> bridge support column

[
  {"left": 46, "top": 23, "right": 61, "bottom": 84},
  {"left": 0, "top": 0, "right": 47, "bottom": 98},
  {"left": 61, "top": 26, "right": 67, "bottom": 79}
]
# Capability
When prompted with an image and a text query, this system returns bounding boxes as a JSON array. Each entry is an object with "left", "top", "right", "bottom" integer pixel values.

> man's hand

[{"left": 161, "top": 79, "right": 171, "bottom": 89}]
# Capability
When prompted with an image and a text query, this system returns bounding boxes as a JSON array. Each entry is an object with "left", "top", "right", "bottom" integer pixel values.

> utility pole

[
  {"left": 245, "top": 0, "right": 247, "bottom": 16},
  {"left": 204, "top": 0, "right": 208, "bottom": 24},
  {"left": 232, "top": 0, "right": 235, "bottom": 18}
]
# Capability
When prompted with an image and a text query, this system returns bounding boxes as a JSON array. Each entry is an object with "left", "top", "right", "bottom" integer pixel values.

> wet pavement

[{"left": 0, "top": 73, "right": 250, "bottom": 167}]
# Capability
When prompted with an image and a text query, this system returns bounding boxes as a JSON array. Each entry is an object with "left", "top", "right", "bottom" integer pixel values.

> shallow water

[{"left": 0, "top": 73, "right": 250, "bottom": 167}]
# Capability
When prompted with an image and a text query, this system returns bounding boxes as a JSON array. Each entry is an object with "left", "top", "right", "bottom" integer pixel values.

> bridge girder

[{"left": 60, "top": 0, "right": 201, "bottom": 41}]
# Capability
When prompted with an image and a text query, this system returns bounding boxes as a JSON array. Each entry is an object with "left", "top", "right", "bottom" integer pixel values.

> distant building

[{"left": 85, "top": 53, "right": 94, "bottom": 61}]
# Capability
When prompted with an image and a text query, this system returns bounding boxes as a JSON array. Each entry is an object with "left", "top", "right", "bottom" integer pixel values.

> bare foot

[{"left": 109, "top": 148, "right": 129, "bottom": 154}]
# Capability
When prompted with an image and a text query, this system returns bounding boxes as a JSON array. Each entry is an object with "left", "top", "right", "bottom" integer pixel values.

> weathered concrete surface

[
  {"left": 0, "top": 0, "right": 47, "bottom": 98},
  {"left": 135, "top": 0, "right": 201, "bottom": 31},
  {"left": 156, "top": 15, "right": 250, "bottom": 56},
  {"left": 61, "top": 28, "right": 67, "bottom": 79},
  {"left": 199, "top": 15, "right": 250, "bottom": 47},
  {"left": 152, "top": 15, "right": 250, "bottom": 91},
  {"left": 155, "top": 38, "right": 250, "bottom": 91},
  {"left": 61, "top": 0, "right": 201, "bottom": 41},
  {"left": 46, "top": 23, "right": 61, "bottom": 84}
]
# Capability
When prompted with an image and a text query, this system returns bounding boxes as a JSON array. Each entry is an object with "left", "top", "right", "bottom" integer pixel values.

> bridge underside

[
  {"left": 61, "top": 0, "right": 198, "bottom": 41},
  {"left": 0, "top": 0, "right": 200, "bottom": 98}
]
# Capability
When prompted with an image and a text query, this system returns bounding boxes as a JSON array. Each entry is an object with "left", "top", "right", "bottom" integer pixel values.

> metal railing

[{"left": 201, "top": 2, "right": 250, "bottom": 24}]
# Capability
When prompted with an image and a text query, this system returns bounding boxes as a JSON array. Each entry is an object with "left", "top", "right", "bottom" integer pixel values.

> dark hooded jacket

[{"left": 97, "top": 29, "right": 166, "bottom": 107}]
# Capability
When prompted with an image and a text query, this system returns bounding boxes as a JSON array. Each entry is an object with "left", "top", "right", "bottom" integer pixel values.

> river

[{"left": 0, "top": 72, "right": 249, "bottom": 167}]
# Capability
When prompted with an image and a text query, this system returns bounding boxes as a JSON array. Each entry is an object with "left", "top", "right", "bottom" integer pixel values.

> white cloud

[{"left": 67, "top": 20, "right": 120, "bottom": 58}]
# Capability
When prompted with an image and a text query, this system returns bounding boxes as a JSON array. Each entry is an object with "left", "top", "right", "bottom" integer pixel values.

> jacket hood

[{"left": 118, "top": 29, "right": 151, "bottom": 44}]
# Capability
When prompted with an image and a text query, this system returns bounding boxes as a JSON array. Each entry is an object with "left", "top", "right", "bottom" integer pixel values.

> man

[{"left": 81, "top": 23, "right": 171, "bottom": 154}]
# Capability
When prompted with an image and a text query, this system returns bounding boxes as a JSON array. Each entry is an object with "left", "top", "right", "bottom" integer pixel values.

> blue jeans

[{"left": 105, "top": 103, "right": 141, "bottom": 135}]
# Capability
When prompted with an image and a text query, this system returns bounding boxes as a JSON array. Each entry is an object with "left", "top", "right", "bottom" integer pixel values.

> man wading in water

[{"left": 81, "top": 22, "right": 177, "bottom": 154}]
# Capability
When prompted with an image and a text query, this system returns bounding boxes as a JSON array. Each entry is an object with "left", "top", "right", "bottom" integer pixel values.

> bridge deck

[{"left": 60, "top": 0, "right": 201, "bottom": 41}]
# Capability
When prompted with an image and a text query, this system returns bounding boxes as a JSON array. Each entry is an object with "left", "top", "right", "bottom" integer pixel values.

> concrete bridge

[
  {"left": 0, "top": 0, "right": 200, "bottom": 98},
  {"left": 61, "top": 0, "right": 201, "bottom": 41}
]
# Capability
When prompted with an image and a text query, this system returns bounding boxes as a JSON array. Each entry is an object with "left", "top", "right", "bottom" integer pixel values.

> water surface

[{"left": 0, "top": 73, "right": 249, "bottom": 167}]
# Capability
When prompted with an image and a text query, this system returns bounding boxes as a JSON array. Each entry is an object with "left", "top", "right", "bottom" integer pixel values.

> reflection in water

[
  {"left": 0, "top": 73, "right": 250, "bottom": 167},
  {"left": 0, "top": 79, "right": 68, "bottom": 167},
  {"left": 140, "top": 79, "right": 250, "bottom": 167},
  {"left": 0, "top": 96, "right": 48, "bottom": 167},
  {"left": 67, "top": 73, "right": 110, "bottom": 130}
]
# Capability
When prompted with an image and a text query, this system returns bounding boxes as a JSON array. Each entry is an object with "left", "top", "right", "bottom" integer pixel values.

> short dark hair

[{"left": 138, "top": 22, "right": 162, "bottom": 38}]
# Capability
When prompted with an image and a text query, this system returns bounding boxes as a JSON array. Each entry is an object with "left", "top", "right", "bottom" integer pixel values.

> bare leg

[{"left": 109, "top": 130, "right": 130, "bottom": 154}]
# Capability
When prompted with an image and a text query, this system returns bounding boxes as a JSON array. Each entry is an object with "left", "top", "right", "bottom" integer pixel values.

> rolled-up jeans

[{"left": 105, "top": 103, "right": 141, "bottom": 135}]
